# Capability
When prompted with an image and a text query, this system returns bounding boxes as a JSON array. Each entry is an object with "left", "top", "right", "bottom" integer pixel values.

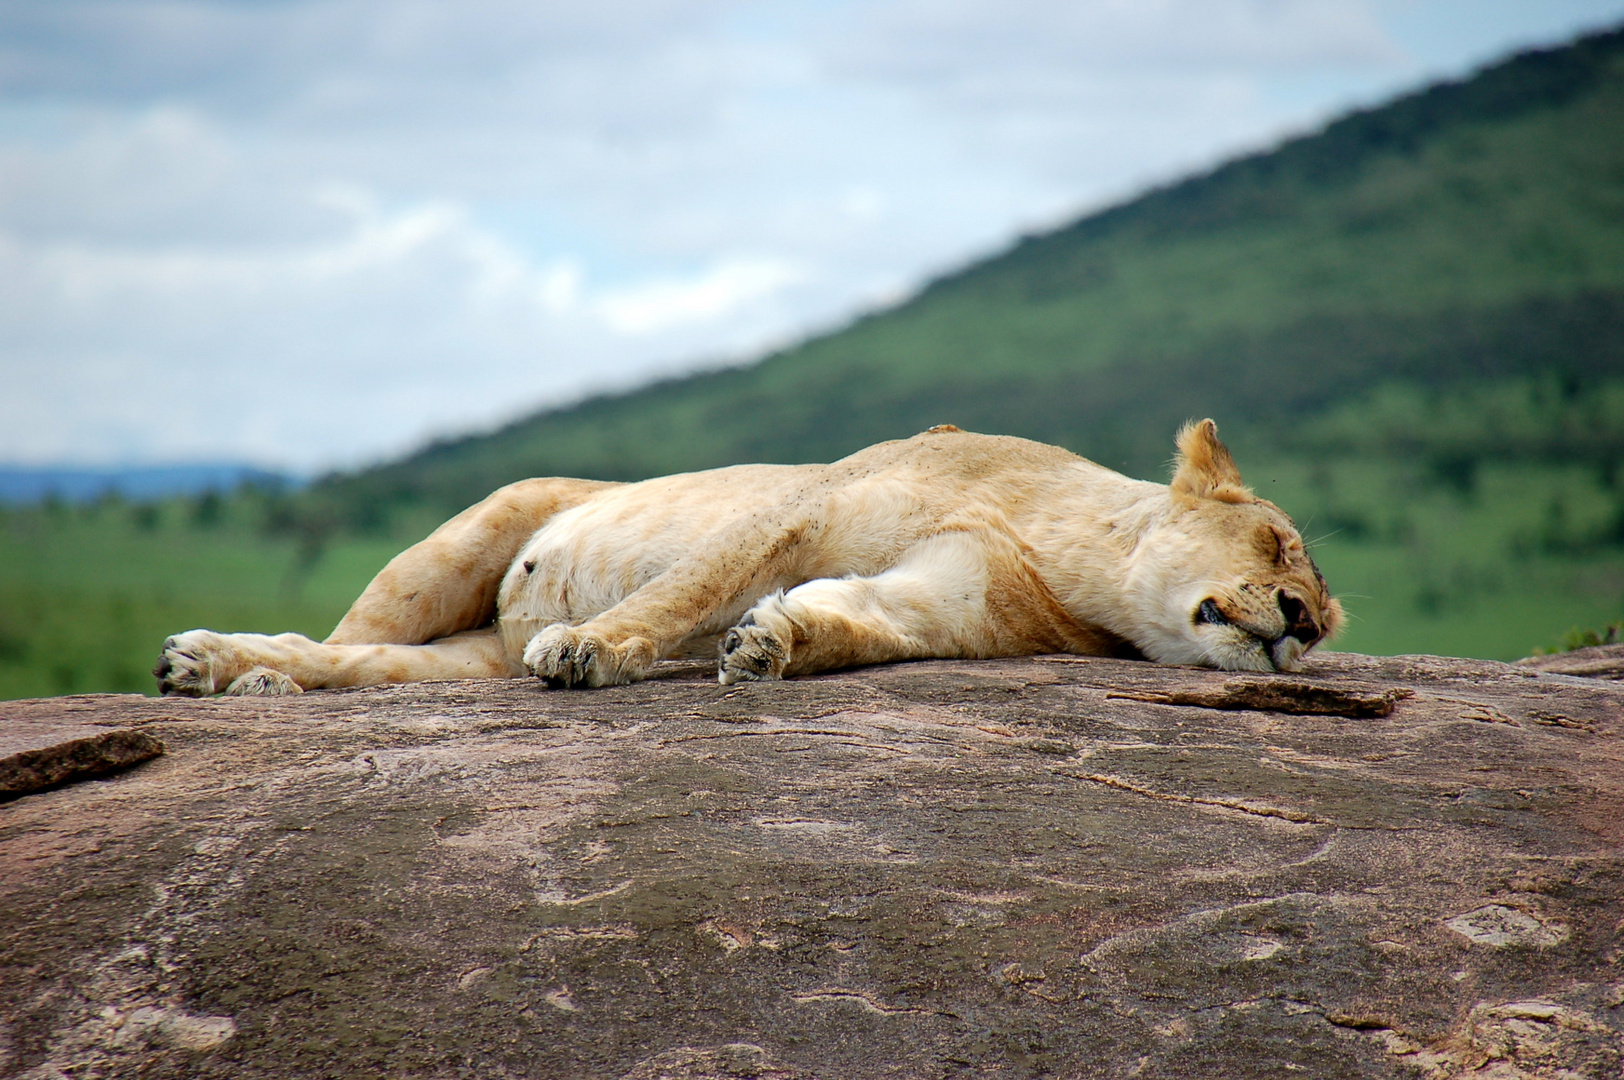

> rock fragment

[
  {"left": 1107, "top": 675, "right": 1413, "bottom": 717},
  {"left": 0, "top": 722, "right": 164, "bottom": 800},
  {"left": 1445, "top": 905, "right": 1569, "bottom": 947},
  {"left": 1516, "top": 643, "right": 1624, "bottom": 679}
]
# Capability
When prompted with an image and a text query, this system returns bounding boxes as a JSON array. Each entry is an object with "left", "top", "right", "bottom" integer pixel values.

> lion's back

[{"left": 832, "top": 426, "right": 1085, "bottom": 480}]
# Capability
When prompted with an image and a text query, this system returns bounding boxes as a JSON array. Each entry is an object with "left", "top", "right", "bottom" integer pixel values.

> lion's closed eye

[{"left": 1255, "top": 525, "right": 1288, "bottom": 566}]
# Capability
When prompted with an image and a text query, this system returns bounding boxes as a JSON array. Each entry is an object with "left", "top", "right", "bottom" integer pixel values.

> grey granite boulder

[{"left": 1, "top": 652, "right": 1620, "bottom": 1078}]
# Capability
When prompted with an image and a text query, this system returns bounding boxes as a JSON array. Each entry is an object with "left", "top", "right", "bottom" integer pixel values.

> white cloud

[
  {"left": 0, "top": 0, "right": 1618, "bottom": 470},
  {"left": 828, "top": 0, "right": 1405, "bottom": 86},
  {"left": 0, "top": 1, "right": 743, "bottom": 109},
  {"left": 0, "top": 186, "right": 817, "bottom": 469},
  {"left": 813, "top": 0, "right": 1414, "bottom": 195},
  {"left": 594, "top": 259, "right": 810, "bottom": 336}
]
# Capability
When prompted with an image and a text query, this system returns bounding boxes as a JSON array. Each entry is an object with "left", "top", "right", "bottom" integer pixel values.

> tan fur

[
  {"left": 1170, "top": 418, "right": 1248, "bottom": 503},
  {"left": 327, "top": 476, "right": 617, "bottom": 645},
  {"left": 154, "top": 422, "right": 1342, "bottom": 695}
]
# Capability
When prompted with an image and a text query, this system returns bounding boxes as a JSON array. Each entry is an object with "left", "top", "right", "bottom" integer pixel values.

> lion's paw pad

[{"left": 718, "top": 619, "right": 789, "bottom": 685}]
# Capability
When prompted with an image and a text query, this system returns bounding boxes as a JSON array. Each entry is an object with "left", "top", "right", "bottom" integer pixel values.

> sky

[{"left": 1, "top": 0, "right": 1621, "bottom": 473}]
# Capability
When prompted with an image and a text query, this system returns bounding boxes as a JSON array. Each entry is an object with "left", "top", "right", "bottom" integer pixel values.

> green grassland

[
  {"left": 0, "top": 497, "right": 406, "bottom": 701},
  {"left": 4, "top": 28, "right": 1622, "bottom": 700}
]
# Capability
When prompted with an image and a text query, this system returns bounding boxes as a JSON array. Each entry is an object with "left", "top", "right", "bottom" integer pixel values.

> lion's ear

[{"left": 1171, "top": 419, "right": 1247, "bottom": 502}]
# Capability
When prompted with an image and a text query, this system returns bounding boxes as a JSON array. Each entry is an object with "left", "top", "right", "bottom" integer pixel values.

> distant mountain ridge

[
  {"left": 308, "top": 23, "right": 1624, "bottom": 523},
  {"left": 0, "top": 464, "right": 297, "bottom": 505}
]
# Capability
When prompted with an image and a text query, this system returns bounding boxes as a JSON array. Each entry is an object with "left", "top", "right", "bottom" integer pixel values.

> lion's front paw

[
  {"left": 718, "top": 612, "right": 791, "bottom": 685},
  {"left": 154, "top": 630, "right": 238, "bottom": 697},
  {"left": 523, "top": 624, "right": 655, "bottom": 688}
]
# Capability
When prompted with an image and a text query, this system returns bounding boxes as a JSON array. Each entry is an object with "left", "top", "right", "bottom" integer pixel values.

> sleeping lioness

[{"left": 153, "top": 420, "right": 1340, "bottom": 696}]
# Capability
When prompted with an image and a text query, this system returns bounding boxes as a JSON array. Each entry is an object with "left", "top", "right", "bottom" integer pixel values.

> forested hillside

[
  {"left": 3, "top": 26, "right": 1622, "bottom": 698},
  {"left": 314, "top": 26, "right": 1624, "bottom": 508}
]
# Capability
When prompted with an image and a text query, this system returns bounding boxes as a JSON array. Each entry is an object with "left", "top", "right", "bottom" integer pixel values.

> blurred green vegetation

[
  {"left": 1542, "top": 622, "right": 1622, "bottom": 653},
  {"left": 3, "top": 28, "right": 1622, "bottom": 699},
  {"left": 0, "top": 491, "right": 407, "bottom": 701}
]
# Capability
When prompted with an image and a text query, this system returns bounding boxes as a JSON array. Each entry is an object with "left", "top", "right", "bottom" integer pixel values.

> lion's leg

[
  {"left": 156, "top": 626, "right": 523, "bottom": 697},
  {"left": 513, "top": 505, "right": 830, "bottom": 688},
  {"left": 327, "top": 477, "right": 617, "bottom": 646},
  {"left": 717, "top": 525, "right": 1118, "bottom": 684}
]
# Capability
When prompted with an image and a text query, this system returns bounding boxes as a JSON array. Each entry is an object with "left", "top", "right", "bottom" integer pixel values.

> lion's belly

[
  {"left": 493, "top": 462, "right": 951, "bottom": 658},
  {"left": 496, "top": 464, "right": 815, "bottom": 640}
]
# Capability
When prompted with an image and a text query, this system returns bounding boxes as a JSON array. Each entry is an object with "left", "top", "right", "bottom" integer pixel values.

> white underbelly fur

[{"left": 495, "top": 464, "right": 808, "bottom": 657}]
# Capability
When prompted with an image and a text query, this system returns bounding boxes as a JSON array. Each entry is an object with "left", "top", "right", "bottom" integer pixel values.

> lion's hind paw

[
  {"left": 523, "top": 624, "right": 654, "bottom": 688},
  {"left": 718, "top": 613, "right": 790, "bottom": 685},
  {"left": 154, "top": 630, "right": 231, "bottom": 697}
]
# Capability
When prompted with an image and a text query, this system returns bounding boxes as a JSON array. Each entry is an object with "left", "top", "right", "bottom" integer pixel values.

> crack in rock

[{"left": 1066, "top": 771, "right": 1335, "bottom": 826}]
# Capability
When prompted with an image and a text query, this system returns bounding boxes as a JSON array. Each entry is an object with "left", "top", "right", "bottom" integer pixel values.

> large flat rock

[{"left": 1, "top": 653, "right": 1621, "bottom": 1079}]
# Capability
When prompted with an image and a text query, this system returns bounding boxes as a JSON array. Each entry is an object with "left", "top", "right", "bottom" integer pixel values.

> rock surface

[
  {"left": 1, "top": 652, "right": 1621, "bottom": 1079},
  {"left": 1517, "top": 643, "right": 1624, "bottom": 680}
]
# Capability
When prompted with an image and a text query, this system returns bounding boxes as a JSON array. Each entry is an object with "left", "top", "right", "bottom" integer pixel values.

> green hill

[
  {"left": 316, "top": 26, "right": 1624, "bottom": 506},
  {"left": 4, "top": 26, "right": 1623, "bottom": 700}
]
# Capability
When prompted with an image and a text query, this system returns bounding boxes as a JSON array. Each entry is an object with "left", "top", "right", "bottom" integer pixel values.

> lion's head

[{"left": 1128, "top": 419, "right": 1342, "bottom": 672}]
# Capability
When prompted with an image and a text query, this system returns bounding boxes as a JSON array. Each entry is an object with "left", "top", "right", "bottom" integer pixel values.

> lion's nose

[{"left": 1277, "top": 591, "right": 1320, "bottom": 645}]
